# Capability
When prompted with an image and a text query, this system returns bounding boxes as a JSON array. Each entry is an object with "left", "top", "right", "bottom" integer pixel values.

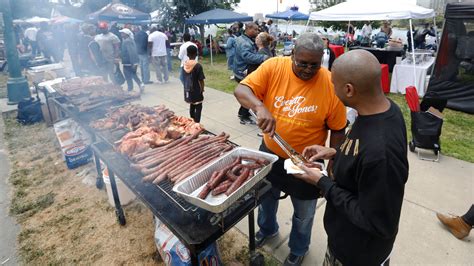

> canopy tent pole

[
  {"left": 304, "top": 17, "right": 311, "bottom": 32},
  {"left": 409, "top": 19, "right": 418, "bottom": 91},
  {"left": 345, "top": 21, "right": 350, "bottom": 49},
  {"left": 210, "top": 27, "right": 213, "bottom": 66}
]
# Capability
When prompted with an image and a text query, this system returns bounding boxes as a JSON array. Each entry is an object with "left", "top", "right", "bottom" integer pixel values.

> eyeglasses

[{"left": 293, "top": 59, "right": 321, "bottom": 70}]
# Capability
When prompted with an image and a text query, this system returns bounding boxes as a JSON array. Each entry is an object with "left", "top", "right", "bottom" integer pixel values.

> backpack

[{"left": 17, "top": 96, "right": 43, "bottom": 125}]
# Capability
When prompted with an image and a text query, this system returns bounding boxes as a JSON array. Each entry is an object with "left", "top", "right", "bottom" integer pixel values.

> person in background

[
  {"left": 346, "top": 22, "right": 355, "bottom": 44},
  {"left": 381, "top": 21, "right": 393, "bottom": 39},
  {"left": 234, "top": 32, "right": 347, "bottom": 266},
  {"left": 52, "top": 24, "right": 66, "bottom": 62},
  {"left": 37, "top": 22, "right": 59, "bottom": 62},
  {"left": 65, "top": 23, "right": 81, "bottom": 76},
  {"left": 225, "top": 28, "right": 236, "bottom": 80},
  {"left": 120, "top": 28, "right": 144, "bottom": 93},
  {"left": 267, "top": 19, "right": 278, "bottom": 56},
  {"left": 178, "top": 33, "right": 198, "bottom": 84},
  {"left": 165, "top": 28, "right": 173, "bottom": 71},
  {"left": 437, "top": 205, "right": 473, "bottom": 240},
  {"left": 94, "top": 21, "right": 121, "bottom": 82},
  {"left": 182, "top": 45, "right": 205, "bottom": 123},
  {"left": 24, "top": 24, "right": 38, "bottom": 56},
  {"left": 148, "top": 27, "right": 169, "bottom": 84},
  {"left": 233, "top": 22, "right": 269, "bottom": 125},
  {"left": 191, "top": 36, "right": 203, "bottom": 56},
  {"left": 110, "top": 22, "right": 122, "bottom": 43},
  {"left": 247, "top": 32, "right": 274, "bottom": 74},
  {"left": 77, "top": 24, "right": 99, "bottom": 75},
  {"left": 134, "top": 25, "right": 152, "bottom": 84},
  {"left": 375, "top": 30, "right": 389, "bottom": 48},
  {"left": 414, "top": 23, "right": 436, "bottom": 49},
  {"left": 295, "top": 49, "right": 408, "bottom": 266},
  {"left": 320, "top": 35, "right": 335, "bottom": 71},
  {"left": 361, "top": 21, "right": 373, "bottom": 47}
]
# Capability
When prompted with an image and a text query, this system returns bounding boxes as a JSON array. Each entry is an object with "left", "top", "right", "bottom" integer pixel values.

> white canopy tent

[{"left": 308, "top": 0, "right": 436, "bottom": 92}]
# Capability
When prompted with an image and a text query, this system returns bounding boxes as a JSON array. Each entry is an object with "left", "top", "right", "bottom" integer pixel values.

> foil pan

[{"left": 173, "top": 147, "right": 278, "bottom": 213}]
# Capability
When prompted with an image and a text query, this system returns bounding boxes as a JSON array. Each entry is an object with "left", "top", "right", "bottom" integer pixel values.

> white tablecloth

[{"left": 390, "top": 57, "right": 436, "bottom": 97}]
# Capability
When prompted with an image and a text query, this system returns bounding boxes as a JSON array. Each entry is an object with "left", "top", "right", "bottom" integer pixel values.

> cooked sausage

[
  {"left": 198, "top": 184, "right": 211, "bottom": 199},
  {"left": 225, "top": 168, "right": 250, "bottom": 196},
  {"left": 211, "top": 180, "right": 233, "bottom": 196}
]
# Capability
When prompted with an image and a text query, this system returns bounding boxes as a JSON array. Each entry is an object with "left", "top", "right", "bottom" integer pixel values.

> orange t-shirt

[{"left": 241, "top": 56, "right": 347, "bottom": 158}]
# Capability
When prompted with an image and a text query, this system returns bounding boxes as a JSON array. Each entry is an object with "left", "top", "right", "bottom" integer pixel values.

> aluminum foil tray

[{"left": 173, "top": 147, "right": 278, "bottom": 213}]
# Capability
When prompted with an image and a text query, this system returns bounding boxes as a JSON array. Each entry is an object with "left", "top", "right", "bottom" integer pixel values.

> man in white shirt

[
  {"left": 178, "top": 32, "right": 198, "bottom": 84},
  {"left": 148, "top": 27, "right": 169, "bottom": 83},
  {"left": 24, "top": 25, "right": 38, "bottom": 56},
  {"left": 361, "top": 21, "right": 373, "bottom": 47}
]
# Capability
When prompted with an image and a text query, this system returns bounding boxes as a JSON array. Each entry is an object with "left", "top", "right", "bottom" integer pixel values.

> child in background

[{"left": 183, "top": 45, "right": 205, "bottom": 122}]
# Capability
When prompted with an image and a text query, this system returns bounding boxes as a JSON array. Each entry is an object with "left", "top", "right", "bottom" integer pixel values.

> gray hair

[{"left": 294, "top": 32, "right": 324, "bottom": 54}]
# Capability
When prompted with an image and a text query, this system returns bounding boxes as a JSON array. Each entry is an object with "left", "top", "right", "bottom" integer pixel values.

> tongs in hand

[{"left": 249, "top": 109, "right": 309, "bottom": 165}]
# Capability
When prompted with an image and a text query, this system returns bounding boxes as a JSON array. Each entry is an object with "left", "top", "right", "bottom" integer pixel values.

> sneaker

[
  {"left": 144, "top": 81, "right": 153, "bottom": 84},
  {"left": 283, "top": 253, "right": 305, "bottom": 266},
  {"left": 257, "top": 132, "right": 264, "bottom": 137},
  {"left": 139, "top": 83, "right": 145, "bottom": 93},
  {"left": 229, "top": 75, "right": 235, "bottom": 80},
  {"left": 255, "top": 230, "right": 278, "bottom": 248}
]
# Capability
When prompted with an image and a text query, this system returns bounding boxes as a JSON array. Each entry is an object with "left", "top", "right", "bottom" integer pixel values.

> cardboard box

[{"left": 54, "top": 119, "right": 92, "bottom": 169}]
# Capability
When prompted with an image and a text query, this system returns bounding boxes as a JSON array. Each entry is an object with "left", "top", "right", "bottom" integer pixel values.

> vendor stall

[{"left": 391, "top": 56, "right": 436, "bottom": 96}]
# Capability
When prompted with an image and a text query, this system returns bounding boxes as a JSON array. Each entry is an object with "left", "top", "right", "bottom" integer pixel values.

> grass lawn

[{"left": 183, "top": 53, "right": 474, "bottom": 163}]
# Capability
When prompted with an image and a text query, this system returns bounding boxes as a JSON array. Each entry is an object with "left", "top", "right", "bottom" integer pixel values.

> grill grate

[{"left": 156, "top": 179, "right": 198, "bottom": 212}]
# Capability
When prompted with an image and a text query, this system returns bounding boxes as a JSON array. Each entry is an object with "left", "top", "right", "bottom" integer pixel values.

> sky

[{"left": 234, "top": 0, "right": 312, "bottom": 17}]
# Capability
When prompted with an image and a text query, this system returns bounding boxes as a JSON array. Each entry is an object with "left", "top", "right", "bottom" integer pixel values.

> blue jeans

[
  {"left": 167, "top": 48, "right": 172, "bottom": 71},
  {"left": 138, "top": 54, "right": 150, "bottom": 83},
  {"left": 257, "top": 186, "right": 317, "bottom": 256},
  {"left": 179, "top": 66, "right": 184, "bottom": 85},
  {"left": 227, "top": 55, "right": 234, "bottom": 70}
]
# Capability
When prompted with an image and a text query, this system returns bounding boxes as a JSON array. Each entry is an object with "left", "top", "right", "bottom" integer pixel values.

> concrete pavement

[
  {"left": 0, "top": 108, "right": 19, "bottom": 266},
  {"left": 1, "top": 74, "right": 472, "bottom": 265}
]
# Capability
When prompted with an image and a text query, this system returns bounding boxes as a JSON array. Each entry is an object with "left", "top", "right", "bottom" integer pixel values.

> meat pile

[
  {"left": 53, "top": 76, "right": 140, "bottom": 112},
  {"left": 197, "top": 156, "right": 269, "bottom": 199},
  {"left": 91, "top": 105, "right": 175, "bottom": 131},
  {"left": 131, "top": 133, "right": 234, "bottom": 185},
  {"left": 91, "top": 104, "right": 204, "bottom": 156}
]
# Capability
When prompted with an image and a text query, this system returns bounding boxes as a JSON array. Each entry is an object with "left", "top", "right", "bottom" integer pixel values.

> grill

[{"left": 51, "top": 96, "right": 272, "bottom": 265}]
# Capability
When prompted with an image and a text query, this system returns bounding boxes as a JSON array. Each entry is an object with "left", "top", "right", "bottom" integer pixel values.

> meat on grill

[{"left": 197, "top": 156, "right": 269, "bottom": 200}]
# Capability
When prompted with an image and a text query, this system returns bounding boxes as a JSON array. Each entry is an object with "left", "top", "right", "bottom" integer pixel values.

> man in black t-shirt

[{"left": 296, "top": 50, "right": 409, "bottom": 266}]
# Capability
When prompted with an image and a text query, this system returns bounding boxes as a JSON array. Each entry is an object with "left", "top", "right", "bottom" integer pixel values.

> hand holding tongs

[{"left": 249, "top": 109, "right": 309, "bottom": 165}]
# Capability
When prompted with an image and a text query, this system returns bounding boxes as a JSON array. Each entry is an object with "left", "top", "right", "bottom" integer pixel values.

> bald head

[{"left": 332, "top": 50, "right": 382, "bottom": 96}]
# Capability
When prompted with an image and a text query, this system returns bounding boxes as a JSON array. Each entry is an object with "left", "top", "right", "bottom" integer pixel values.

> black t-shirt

[
  {"left": 183, "top": 63, "right": 205, "bottom": 103},
  {"left": 134, "top": 30, "right": 149, "bottom": 55},
  {"left": 317, "top": 100, "right": 409, "bottom": 265}
]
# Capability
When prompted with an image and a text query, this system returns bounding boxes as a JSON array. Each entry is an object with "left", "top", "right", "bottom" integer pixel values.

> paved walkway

[
  {"left": 1, "top": 73, "right": 473, "bottom": 265},
  {"left": 0, "top": 109, "right": 19, "bottom": 266}
]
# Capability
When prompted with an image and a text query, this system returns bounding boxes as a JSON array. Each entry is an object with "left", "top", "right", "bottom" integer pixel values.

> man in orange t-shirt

[{"left": 235, "top": 32, "right": 346, "bottom": 265}]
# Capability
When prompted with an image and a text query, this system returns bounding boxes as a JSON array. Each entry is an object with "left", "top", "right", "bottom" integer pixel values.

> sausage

[
  {"left": 208, "top": 170, "right": 226, "bottom": 189},
  {"left": 225, "top": 168, "right": 250, "bottom": 196},
  {"left": 211, "top": 180, "right": 233, "bottom": 196},
  {"left": 198, "top": 184, "right": 211, "bottom": 199}
]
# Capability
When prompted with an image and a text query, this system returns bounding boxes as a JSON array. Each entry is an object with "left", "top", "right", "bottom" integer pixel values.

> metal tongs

[{"left": 249, "top": 110, "right": 309, "bottom": 165}]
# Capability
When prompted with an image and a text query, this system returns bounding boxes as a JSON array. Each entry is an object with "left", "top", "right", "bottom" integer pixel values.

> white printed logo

[{"left": 274, "top": 96, "right": 318, "bottom": 118}]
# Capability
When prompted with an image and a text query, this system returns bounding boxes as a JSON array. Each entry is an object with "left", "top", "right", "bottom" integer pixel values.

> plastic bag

[{"left": 154, "top": 216, "right": 221, "bottom": 266}]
